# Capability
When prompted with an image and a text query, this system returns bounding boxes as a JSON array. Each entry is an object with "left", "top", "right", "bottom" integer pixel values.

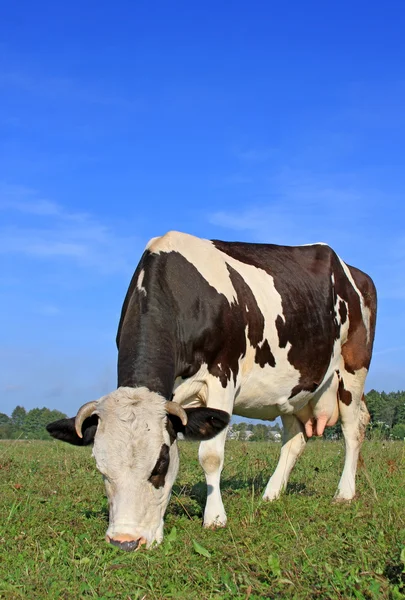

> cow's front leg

[{"left": 199, "top": 427, "right": 228, "bottom": 528}]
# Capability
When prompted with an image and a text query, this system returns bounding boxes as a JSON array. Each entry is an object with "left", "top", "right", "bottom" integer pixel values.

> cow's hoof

[
  {"left": 262, "top": 493, "right": 280, "bottom": 502},
  {"left": 203, "top": 518, "right": 227, "bottom": 529},
  {"left": 332, "top": 494, "right": 356, "bottom": 504}
]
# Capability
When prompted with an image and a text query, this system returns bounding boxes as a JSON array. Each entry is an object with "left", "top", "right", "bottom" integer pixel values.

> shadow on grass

[
  {"left": 384, "top": 560, "right": 405, "bottom": 590},
  {"left": 81, "top": 478, "right": 317, "bottom": 522},
  {"left": 286, "top": 481, "right": 316, "bottom": 496},
  {"left": 171, "top": 475, "right": 316, "bottom": 518}
]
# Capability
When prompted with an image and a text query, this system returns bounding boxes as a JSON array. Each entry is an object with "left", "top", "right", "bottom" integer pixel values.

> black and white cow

[{"left": 47, "top": 231, "right": 377, "bottom": 551}]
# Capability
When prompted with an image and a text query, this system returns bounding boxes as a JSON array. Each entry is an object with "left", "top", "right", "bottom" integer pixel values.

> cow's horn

[
  {"left": 165, "top": 402, "right": 188, "bottom": 426},
  {"left": 75, "top": 401, "right": 98, "bottom": 438}
]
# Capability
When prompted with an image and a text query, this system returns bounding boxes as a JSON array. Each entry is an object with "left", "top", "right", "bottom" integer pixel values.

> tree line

[
  {"left": 0, "top": 406, "right": 67, "bottom": 440},
  {"left": 229, "top": 421, "right": 281, "bottom": 441},
  {"left": 324, "top": 389, "right": 405, "bottom": 441},
  {"left": 1, "top": 389, "right": 404, "bottom": 441}
]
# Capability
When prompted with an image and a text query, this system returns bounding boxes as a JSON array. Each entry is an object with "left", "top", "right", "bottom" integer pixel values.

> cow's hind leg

[
  {"left": 199, "top": 427, "right": 228, "bottom": 527},
  {"left": 263, "top": 414, "right": 307, "bottom": 501},
  {"left": 334, "top": 368, "right": 370, "bottom": 502}
]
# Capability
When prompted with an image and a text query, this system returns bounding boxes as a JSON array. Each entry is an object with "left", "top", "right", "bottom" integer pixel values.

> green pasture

[{"left": 0, "top": 439, "right": 404, "bottom": 599}]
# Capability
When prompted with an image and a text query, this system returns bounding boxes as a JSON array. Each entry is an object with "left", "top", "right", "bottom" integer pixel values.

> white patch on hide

[
  {"left": 147, "top": 231, "right": 237, "bottom": 304},
  {"left": 137, "top": 269, "right": 147, "bottom": 295}
]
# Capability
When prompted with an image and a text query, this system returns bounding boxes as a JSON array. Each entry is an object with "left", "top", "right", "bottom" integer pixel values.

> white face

[{"left": 91, "top": 388, "right": 179, "bottom": 550}]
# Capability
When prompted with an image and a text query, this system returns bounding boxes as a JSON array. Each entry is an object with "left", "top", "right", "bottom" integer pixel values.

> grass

[{"left": 0, "top": 439, "right": 404, "bottom": 599}]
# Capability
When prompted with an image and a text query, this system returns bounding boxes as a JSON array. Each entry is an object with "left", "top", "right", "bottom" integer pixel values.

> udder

[{"left": 296, "top": 395, "right": 339, "bottom": 438}]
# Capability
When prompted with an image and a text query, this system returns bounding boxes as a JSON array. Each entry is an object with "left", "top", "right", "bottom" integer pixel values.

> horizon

[{"left": 1, "top": 1, "right": 405, "bottom": 416}]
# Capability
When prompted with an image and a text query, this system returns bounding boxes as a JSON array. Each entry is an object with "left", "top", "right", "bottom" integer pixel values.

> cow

[{"left": 47, "top": 231, "right": 377, "bottom": 551}]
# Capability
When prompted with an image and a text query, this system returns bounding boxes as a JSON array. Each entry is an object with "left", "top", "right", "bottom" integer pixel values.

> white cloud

[
  {"left": 209, "top": 172, "right": 366, "bottom": 246},
  {"left": 208, "top": 167, "right": 405, "bottom": 303},
  {"left": 0, "top": 183, "right": 139, "bottom": 274},
  {"left": 210, "top": 205, "right": 300, "bottom": 244},
  {"left": 1, "top": 198, "right": 62, "bottom": 217},
  {"left": 4, "top": 384, "right": 24, "bottom": 393}
]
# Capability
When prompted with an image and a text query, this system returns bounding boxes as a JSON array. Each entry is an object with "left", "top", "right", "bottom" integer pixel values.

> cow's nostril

[{"left": 108, "top": 537, "right": 140, "bottom": 552}]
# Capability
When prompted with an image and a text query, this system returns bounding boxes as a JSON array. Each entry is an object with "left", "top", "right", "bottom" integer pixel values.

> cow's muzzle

[{"left": 106, "top": 534, "right": 146, "bottom": 552}]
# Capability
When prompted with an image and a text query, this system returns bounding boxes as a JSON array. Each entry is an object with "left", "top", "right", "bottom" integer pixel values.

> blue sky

[{"left": 1, "top": 1, "right": 404, "bottom": 416}]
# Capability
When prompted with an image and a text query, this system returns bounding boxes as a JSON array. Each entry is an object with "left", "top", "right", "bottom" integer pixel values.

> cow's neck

[
  {"left": 116, "top": 249, "right": 204, "bottom": 400},
  {"left": 117, "top": 312, "right": 177, "bottom": 400}
]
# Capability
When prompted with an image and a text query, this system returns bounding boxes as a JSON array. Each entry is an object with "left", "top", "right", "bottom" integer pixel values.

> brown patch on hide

[
  {"left": 338, "top": 377, "right": 352, "bottom": 406},
  {"left": 341, "top": 327, "right": 369, "bottom": 375},
  {"left": 334, "top": 262, "right": 377, "bottom": 375},
  {"left": 200, "top": 453, "right": 221, "bottom": 474}
]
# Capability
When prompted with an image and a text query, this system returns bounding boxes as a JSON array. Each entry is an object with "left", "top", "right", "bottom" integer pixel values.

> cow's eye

[{"left": 148, "top": 444, "right": 170, "bottom": 489}]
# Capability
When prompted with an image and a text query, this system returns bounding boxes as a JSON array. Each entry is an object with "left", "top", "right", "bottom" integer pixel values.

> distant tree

[
  {"left": 24, "top": 407, "right": 67, "bottom": 439},
  {"left": 250, "top": 424, "right": 268, "bottom": 441},
  {"left": 391, "top": 423, "right": 405, "bottom": 440},
  {"left": 0, "top": 413, "right": 11, "bottom": 425},
  {"left": 24, "top": 408, "right": 43, "bottom": 436},
  {"left": 0, "top": 422, "right": 14, "bottom": 439},
  {"left": 393, "top": 393, "right": 405, "bottom": 426},
  {"left": 363, "top": 390, "right": 405, "bottom": 438},
  {"left": 0, "top": 406, "right": 67, "bottom": 440},
  {"left": 324, "top": 422, "right": 342, "bottom": 440},
  {"left": 232, "top": 422, "right": 249, "bottom": 440},
  {"left": 11, "top": 406, "right": 27, "bottom": 429},
  {"left": 365, "top": 389, "right": 382, "bottom": 424},
  {"left": 379, "top": 392, "right": 397, "bottom": 428}
]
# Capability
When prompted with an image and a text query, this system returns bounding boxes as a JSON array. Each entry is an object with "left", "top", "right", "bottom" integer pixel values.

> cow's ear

[
  {"left": 46, "top": 415, "right": 98, "bottom": 446},
  {"left": 168, "top": 408, "right": 230, "bottom": 441}
]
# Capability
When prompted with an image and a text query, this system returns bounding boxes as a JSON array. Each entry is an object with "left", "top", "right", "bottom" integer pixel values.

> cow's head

[{"left": 46, "top": 386, "right": 229, "bottom": 551}]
